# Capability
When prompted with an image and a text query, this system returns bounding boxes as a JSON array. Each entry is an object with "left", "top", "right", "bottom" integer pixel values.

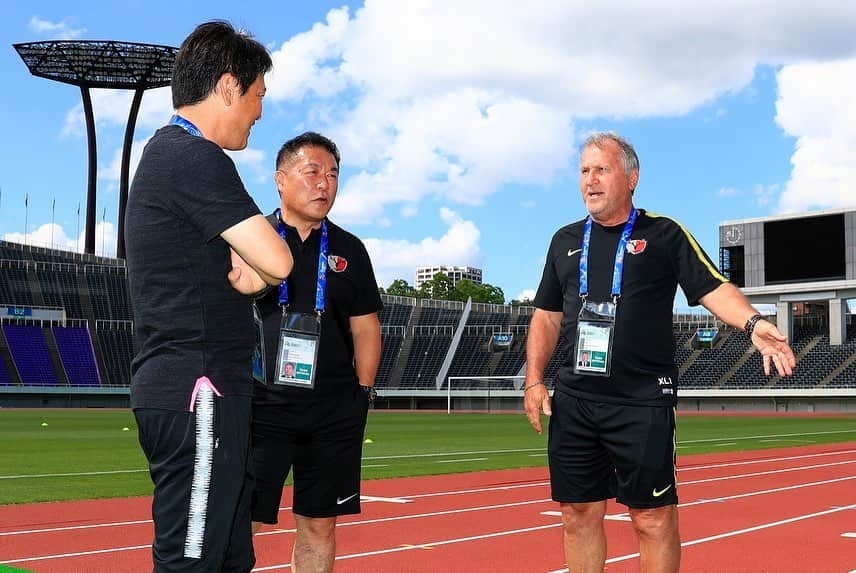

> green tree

[
  {"left": 386, "top": 278, "right": 418, "bottom": 297},
  {"left": 419, "top": 272, "right": 454, "bottom": 300}
]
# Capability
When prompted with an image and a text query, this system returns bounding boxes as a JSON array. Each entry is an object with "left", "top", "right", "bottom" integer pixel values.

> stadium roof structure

[{"left": 13, "top": 40, "right": 178, "bottom": 258}]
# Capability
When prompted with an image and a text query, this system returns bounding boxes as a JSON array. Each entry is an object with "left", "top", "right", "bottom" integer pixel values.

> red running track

[{"left": 0, "top": 443, "right": 854, "bottom": 572}]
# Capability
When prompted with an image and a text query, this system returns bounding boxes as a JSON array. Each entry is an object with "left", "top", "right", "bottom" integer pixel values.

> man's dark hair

[
  {"left": 276, "top": 132, "right": 341, "bottom": 169},
  {"left": 172, "top": 21, "right": 273, "bottom": 108}
]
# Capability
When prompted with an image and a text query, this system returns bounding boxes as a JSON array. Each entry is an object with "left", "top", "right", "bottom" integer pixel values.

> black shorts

[
  {"left": 251, "top": 385, "right": 369, "bottom": 523},
  {"left": 135, "top": 392, "right": 254, "bottom": 573},
  {"left": 548, "top": 390, "right": 678, "bottom": 509}
]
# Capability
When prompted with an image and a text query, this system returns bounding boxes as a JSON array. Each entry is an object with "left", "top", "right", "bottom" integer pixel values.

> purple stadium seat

[
  {"left": 2, "top": 325, "right": 58, "bottom": 385},
  {"left": 52, "top": 326, "right": 101, "bottom": 386}
]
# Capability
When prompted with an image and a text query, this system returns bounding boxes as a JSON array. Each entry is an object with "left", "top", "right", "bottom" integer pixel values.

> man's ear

[
  {"left": 628, "top": 169, "right": 639, "bottom": 194},
  {"left": 274, "top": 169, "right": 287, "bottom": 196},
  {"left": 217, "top": 73, "right": 239, "bottom": 105}
]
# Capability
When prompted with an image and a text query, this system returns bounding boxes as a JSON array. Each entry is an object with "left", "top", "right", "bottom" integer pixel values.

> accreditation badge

[
  {"left": 274, "top": 311, "right": 321, "bottom": 388},
  {"left": 252, "top": 303, "right": 266, "bottom": 384},
  {"left": 574, "top": 299, "right": 617, "bottom": 377}
]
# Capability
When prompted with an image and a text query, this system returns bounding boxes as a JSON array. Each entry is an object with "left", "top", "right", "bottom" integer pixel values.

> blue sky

[{"left": 2, "top": 1, "right": 856, "bottom": 306}]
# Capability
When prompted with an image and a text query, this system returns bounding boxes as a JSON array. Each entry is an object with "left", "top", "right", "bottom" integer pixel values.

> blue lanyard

[
  {"left": 579, "top": 207, "right": 638, "bottom": 302},
  {"left": 274, "top": 209, "right": 328, "bottom": 314},
  {"left": 169, "top": 115, "right": 204, "bottom": 138}
]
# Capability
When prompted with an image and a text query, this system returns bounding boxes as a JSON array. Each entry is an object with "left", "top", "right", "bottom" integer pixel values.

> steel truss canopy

[
  {"left": 13, "top": 40, "right": 176, "bottom": 89},
  {"left": 13, "top": 40, "right": 177, "bottom": 258}
]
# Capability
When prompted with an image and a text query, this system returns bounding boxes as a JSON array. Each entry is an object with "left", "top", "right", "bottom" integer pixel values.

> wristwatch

[{"left": 360, "top": 385, "right": 377, "bottom": 403}]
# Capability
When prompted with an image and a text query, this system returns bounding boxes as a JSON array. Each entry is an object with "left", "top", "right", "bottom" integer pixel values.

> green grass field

[{"left": 0, "top": 409, "right": 853, "bottom": 505}]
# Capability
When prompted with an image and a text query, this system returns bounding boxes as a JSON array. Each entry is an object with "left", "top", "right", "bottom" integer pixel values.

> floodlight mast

[{"left": 14, "top": 40, "right": 177, "bottom": 257}]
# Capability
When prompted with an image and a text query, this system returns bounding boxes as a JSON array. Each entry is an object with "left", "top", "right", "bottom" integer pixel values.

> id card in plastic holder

[
  {"left": 252, "top": 303, "right": 266, "bottom": 384},
  {"left": 274, "top": 311, "right": 321, "bottom": 388},
  {"left": 574, "top": 299, "right": 617, "bottom": 377}
]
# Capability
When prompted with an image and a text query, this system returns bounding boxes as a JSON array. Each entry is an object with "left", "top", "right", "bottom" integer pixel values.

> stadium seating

[
  {"left": 0, "top": 357, "right": 11, "bottom": 385},
  {"left": 2, "top": 324, "right": 58, "bottom": 385},
  {"left": 1, "top": 239, "right": 855, "bottom": 395},
  {"left": 52, "top": 326, "right": 101, "bottom": 386}
]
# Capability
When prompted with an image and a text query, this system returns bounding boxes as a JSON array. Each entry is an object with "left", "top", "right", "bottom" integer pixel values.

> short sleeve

[
  {"left": 533, "top": 232, "right": 564, "bottom": 312},
  {"left": 171, "top": 138, "right": 261, "bottom": 241},
  {"left": 668, "top": 220, "right": 728, "bottom": 306}
]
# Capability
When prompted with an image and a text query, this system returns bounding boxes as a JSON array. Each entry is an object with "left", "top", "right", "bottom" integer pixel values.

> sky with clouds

[{"left": 2, "top": 1, "right": 856, "bottom": 306}]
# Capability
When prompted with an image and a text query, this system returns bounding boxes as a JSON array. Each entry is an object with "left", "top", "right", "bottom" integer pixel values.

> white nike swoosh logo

[
  {"left": 567, "top": 248, "right": 581, "bottom": 257},
  {"left": 336, "top": 493, "right": 359, "bottom": 505},
  {"left": 652, "top": 484, "right": 673, "bottom": 497}
]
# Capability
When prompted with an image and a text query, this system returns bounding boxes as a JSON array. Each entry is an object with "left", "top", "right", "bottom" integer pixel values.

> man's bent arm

[
  {"left": 351, "top": 313, "right": 381, "bottom": 387},
  {"left": 222, "top": 214, "right": 293, "bottom": 285}
]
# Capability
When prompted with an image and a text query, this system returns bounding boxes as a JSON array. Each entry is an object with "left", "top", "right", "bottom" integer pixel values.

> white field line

[
  {"left": 435, "top": 458, "right": 488, "bottom": 464},
  {"left": 3, "top": 431, "right": 853, "bottom": 481},
  {"left": 545, "top": 504, "right": 856, "bottom": 573},
  {"left": 3, "top": 498, "right": 555, "bottom": 563},
  {"left": 6, "top": 454, "right": 853, "bottom": 539},
  {"left": 679, "top": 449, "right": 856, "bottom": 471},
  {"left": 6, "top": 470, "right": 854, "bottom": 566},
  {"left": 252, "top": 523, "right": 563, "bottom": 572},
  {"left": 680, "top": 459, "right": 855, "bottom": 486}
]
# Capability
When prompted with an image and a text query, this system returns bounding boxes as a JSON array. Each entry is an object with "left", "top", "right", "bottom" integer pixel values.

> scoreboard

[{"left": 719, "top": 209, "right": 856, "bottom": 289}]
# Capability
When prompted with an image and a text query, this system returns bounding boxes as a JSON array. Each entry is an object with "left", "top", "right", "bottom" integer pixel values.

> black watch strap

[{"left": 360, "top": 385, "right": 377, "bottom": 402}]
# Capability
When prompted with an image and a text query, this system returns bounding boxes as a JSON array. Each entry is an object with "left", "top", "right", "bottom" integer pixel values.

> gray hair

[{"left": 580, "top": 131, "right": 639, "bottom": 175}]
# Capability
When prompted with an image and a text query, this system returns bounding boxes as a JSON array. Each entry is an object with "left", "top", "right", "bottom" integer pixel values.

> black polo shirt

[
  {"left": 126, "top": 125, "right": 261, "bottom": 411},
  {"left": 253, "top": 214, "right": 382, "bottom": 405},
  {"left": 533, "top": 209, "right": 726, "bottom": 405}
]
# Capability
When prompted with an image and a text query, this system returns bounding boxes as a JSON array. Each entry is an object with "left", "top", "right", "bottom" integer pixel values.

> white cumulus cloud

[
  {"left": 361, "top": 208, "right": 481, "bottom": 288},
  {"left": 265, "top": 0, "right": 856, "bottom": 227},
  {"left": 775, "top": 59, "right": 856, "bottom": 212},
  {"left": 28, "top": 16, "right": 86, "bottom": 39},
  {"left": 4, "top": 221, "right": 117, "bottom": 257}
]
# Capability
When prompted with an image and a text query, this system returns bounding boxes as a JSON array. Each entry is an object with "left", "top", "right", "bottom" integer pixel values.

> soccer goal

[{"left": 445, "top": 375, "right": 526, "bottom": 414}]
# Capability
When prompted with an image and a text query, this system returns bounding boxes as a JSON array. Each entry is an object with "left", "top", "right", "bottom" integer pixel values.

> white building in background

[{"left": 415, "top": 265, "right": 483, "bottom": 289}]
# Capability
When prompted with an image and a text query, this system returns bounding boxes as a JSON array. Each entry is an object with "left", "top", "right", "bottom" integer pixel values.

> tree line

[{"left": 381, "top": 272, "right": 531, "bottom": 305}]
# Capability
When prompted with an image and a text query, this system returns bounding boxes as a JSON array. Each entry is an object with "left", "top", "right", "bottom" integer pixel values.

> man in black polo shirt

[
  {"left": 126, "top": 22, "right": 292, "bottom": 573},
  {"left": 251, "top": 132, "right": 382, "bottom": 572},
  {"left": 524, "top": 131, "right": 796, "bottom": 573}
]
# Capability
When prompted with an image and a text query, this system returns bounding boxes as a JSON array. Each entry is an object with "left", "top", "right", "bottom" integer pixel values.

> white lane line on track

[
  {"left": 5, "top": 459, "right": 850, "bottom": 539},
  {"left": 679, "top": 449, "right": 856, "bottom": 471},
  {"left": 681, "top": 459, "right": 855, "bottom": 486},
  {"left": 842, "top": 532, "right": 856, "bottom": 538},
  {"left": 545, "top": 503, "right": 856, "bottom": 573},
  {"left": 359, "top": 496, "right": 413, "bottom": 504},
  {"left": 255, "top": 498, "right": 553, "bottom": 537},
  {"left": 435, "top": 458, "right": 488, "bottom": 464},
  {"left": 0, "top": 544, "right": 151, "bottom": 565},
  {"left": 252, "top": 523, "right": 563, "bottom": 572},
  {"left": 679, "top": 476, "right": 856, "bottom": 509},
  {"left": 6, "top": 476, "right": 852, "bottom": 564}
]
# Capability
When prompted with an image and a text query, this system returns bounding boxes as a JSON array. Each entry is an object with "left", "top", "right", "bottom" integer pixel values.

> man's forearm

[{"left": 526, "top": 310, "right": 562, "bottom": 380}]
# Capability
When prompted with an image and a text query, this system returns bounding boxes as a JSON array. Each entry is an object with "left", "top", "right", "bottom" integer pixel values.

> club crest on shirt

[
  {"left": 328, "top": 254, "right": 348, "bottom": 272},
  {"left": 626, "top": 239, "right": 647, "bottom": 255}
]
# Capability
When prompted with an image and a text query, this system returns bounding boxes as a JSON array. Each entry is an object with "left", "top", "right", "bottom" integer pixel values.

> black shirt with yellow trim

[
  {"left": 253, "top": 214, "right": 383, "bottom": 406},
  {"left": 533, "top": 209, "right": 726, "bottom": 405}
]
